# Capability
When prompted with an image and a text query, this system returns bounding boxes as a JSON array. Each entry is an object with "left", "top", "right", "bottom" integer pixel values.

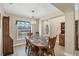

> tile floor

[
  {"left": 8, "top": 42, "right": 79, "bottom": 56},
  {"left": 8, "top": 43, "right": 65, "bottom": 56}
]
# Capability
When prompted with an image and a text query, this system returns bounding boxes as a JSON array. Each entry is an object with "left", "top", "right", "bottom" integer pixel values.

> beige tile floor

[
  {"left": 8, "top": 41, "right": 79, "bottom": 56},
  {"left": 8, "top": 43, "right": 65, "bottom": 56}
]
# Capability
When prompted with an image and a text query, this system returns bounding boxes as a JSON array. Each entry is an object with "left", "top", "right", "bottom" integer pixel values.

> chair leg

[
  {"left": 46, "top": 50, "right": 55, "bottom": 56},
  {"left": 25, "top": 47, "right": 27, "bottom": 52},
  {"left": 52, "top": 50, "right": 55, "bottom": 56},
  {"left": 53, "top": 51, "right": 55, "bottom": 56},
  {"left": 28, "top": 47, "right": 31, "bottom": 56}
]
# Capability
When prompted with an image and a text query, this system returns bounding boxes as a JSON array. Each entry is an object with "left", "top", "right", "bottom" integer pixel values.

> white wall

[
  {"left": 0, "top": 10, "right": 2, "bottom": 56},
  {"left": 50, "top": 16, "right": 65, "bottom": 36},
  {"left": 0, "top": 6, "right": 5, "bottom": 56},
  {"left": 41, "top": 16, "right": 65, "bottom": 42},
  {"left": 65, "top": 11, "right": 75, "bottom": 55}
]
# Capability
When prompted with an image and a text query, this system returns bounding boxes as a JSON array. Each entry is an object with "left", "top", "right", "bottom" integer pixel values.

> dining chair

[
  {"left": 27, "top": 40, "right": 32, "bottom": 56},
  {"left": 30, "top": 45, "right": 39, "bottom": 56},
  {"left": 25, "top": 37, "right": 30, "bottom": 54},
  {"left": 48, "top": 36, "right": 57, "bottom": 56},
  {"left": 27, "top": 32, "right": 33, "bottom": 37},
  {"left": 25, "top": 37, "right": 32, "bottom": 56},
  {"left": 25, "top": 37, "right": 28, "bottom": 51},
  {"left": 26, "top": 39, "right": 39, "bottom": 56},
  {"left": 42, "top": 36, "right": 57, "bottom": 56}
]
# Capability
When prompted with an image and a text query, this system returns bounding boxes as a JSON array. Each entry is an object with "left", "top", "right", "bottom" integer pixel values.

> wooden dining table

[{"left": 25, "top": 36, "right": 48, "bottom": 55}]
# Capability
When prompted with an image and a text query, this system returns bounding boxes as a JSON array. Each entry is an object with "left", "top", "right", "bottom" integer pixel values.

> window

[{"left": 16, "top": 21, "right": 31, "bottom": 39}]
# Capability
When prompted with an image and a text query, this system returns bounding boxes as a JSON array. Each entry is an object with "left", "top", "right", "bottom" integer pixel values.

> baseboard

[
  {"left": 64, "top": 52, "right": 74, "bottom": 56},
  {"left": 13, "top": 42, "right": 26, "bottom": 47}
]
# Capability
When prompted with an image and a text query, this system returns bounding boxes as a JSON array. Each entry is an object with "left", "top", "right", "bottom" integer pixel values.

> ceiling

[
  {"left": 0, "top": 3, "right": 63, "bottom": 18},
  {"left": 52, "top": 3, "right": 75, "bottom": 12}
]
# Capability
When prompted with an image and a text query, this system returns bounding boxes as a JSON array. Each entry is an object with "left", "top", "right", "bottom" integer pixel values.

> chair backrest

[
  {"left": 27, "top": 32, "right": 33, "bottom": 36},
  {"left": 25, "top": 37, "right": 29, "bottom": 46},
  {"left": 48, "top": 36, "right": 57, "bottom": 49},
  {"left": 25, "top": 37, "right": 31, "bottom": 45}
]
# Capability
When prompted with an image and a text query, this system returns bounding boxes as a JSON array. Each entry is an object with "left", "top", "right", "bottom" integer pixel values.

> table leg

[{"left": 38, "top": 47, "right": 42, "bottom": 56}]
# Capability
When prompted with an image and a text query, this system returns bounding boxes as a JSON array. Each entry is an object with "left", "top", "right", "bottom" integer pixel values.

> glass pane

[{"left": 16, "top": 21, "right": 31, "bottom": 39}]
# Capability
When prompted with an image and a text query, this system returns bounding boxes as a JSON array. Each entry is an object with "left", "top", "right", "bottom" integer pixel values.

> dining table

[{"left": 25, "top": 36, "right": 49, "bottom": 55}]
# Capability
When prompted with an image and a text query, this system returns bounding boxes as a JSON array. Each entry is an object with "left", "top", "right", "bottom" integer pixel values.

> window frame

[{"left": 16, "top": 20, "right": 32, "bottom": 40}]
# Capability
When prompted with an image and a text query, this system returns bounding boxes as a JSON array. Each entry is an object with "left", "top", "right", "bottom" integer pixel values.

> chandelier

[{"left": 30, "top": 10, "right": 36, "bottom": 24}]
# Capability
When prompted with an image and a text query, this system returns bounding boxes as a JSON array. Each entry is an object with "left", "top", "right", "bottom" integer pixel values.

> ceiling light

[{"left": 30, "top": 10, "right": 36, "bottom": 24}]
